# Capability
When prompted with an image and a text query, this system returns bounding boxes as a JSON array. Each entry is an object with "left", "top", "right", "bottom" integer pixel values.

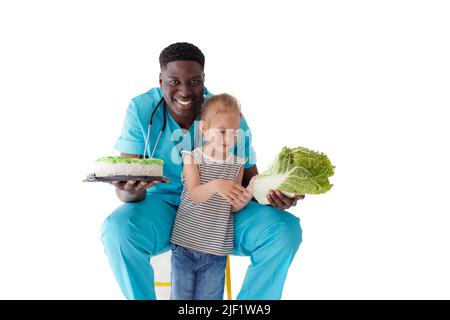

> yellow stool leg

[
  {"left": 154, "top": 281, "right": 171, "bottom": 286},
  {"left": 225, "top": 255, "right": 232, "bottom": 300}
]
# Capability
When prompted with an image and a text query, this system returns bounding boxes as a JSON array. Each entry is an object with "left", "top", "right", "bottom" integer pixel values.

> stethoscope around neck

[
  {"left": 142, "top": 97, "right": 166, "bottom": 159},
  {"left": 141, "top": 96, "right": 205, "bottom": 159}
]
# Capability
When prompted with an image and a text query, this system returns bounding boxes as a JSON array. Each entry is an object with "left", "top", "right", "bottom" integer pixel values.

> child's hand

[
  {"left": 213, "top": 179, "right": 252, "bottom": 207},
  {"left": 231, "top": 189, "right": 253, "bottom": 212}
]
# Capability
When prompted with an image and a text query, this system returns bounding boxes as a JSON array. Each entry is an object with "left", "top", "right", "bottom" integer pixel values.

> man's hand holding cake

[{"left": 109, "top": 179, "right": 166, "bottom": 203}]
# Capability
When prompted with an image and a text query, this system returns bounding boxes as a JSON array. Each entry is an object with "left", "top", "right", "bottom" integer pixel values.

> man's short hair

[{"left": 159, "top": 42, "right": 205, "bottom": 70}]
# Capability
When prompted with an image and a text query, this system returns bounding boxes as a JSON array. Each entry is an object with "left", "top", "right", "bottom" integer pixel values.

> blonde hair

[{"left": 199, "top": 93, "right": 242, "bottom": 123}]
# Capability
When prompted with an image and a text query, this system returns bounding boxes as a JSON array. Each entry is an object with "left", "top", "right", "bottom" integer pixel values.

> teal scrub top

[{"left": 114, "top": 87, "right": 257, "bottom": 206}]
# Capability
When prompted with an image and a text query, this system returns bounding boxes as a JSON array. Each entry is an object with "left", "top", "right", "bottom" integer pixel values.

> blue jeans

[{"left": 170, "top": 244, "right": 227, "bottom": 300}]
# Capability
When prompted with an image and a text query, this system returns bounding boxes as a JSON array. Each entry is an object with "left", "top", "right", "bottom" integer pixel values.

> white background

[{"left": 0, "top": 0, "right": 449, "bottom": 299}]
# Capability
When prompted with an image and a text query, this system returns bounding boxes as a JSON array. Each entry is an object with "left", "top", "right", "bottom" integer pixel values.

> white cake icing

[
  {"left": 94, "top": 162, "right": 163, "bottom": 177},
  {"left": 94, "top": 157, "right": 163, "bottom": 177}
]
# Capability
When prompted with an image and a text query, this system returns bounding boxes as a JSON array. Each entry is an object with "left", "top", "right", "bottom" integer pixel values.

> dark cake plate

[{"left": 83, "top": 173, "right": 168, "bottom": 183}]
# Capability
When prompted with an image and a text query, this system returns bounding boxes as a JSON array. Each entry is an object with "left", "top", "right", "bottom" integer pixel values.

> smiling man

[
  {"left": 100, "top": 42, "right": 304, "bottom": 300},
  {"left": 160, "top": 59, "right": 204, "bottom": 129}
]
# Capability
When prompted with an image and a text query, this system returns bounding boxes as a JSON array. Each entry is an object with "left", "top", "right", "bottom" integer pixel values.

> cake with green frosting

[{"left": 94, "top": 156, "right": 164, "bottom": 177}]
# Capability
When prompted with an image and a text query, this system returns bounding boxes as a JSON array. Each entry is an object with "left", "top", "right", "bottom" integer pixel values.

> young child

[{"left": 170, "top": 93, "right": 253, "bottom": 300}]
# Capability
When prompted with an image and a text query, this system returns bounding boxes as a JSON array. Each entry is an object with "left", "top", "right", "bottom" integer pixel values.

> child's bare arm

[
  {"left": 183, "top": 153, "right": 251, "bottom": 206},
  {"left": 183, "top": 153, "right": 218, "bottom": 203}
]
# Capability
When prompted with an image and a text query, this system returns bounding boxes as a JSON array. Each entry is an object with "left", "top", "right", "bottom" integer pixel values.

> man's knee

[
  {"left": 262, "top": 208, "right": 302, "bottom": 253},
  {"left": 282, "top": 213, "right": 302, "bottom": 253},
  {"left": 100, "top": 204, "right": 154, "bottom": 252},
  {"left": 101, "top": 206, "right": 130, "bottom": 248}
]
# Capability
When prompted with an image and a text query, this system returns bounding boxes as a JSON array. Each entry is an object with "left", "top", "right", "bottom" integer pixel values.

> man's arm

[
  {"left": 231, "top": 166, "right": 253, "bottom": 212},
  {"left": 242, "top": 165, "right": 258, "bottom": 188}
]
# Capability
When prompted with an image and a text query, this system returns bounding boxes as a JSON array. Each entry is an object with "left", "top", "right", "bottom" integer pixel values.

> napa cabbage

[{"left": 248, "top": 146, "right": 335, "bottom": 204}]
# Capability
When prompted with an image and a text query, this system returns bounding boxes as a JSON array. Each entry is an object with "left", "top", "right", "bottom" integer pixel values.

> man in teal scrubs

[{"left": 101, "top": 42, "right": 304, "bottom": 299}]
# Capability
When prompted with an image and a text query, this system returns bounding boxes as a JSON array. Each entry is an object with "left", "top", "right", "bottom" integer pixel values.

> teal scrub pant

[{"left": 100, "top": 195, "right": 302, "bottom": 300}]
